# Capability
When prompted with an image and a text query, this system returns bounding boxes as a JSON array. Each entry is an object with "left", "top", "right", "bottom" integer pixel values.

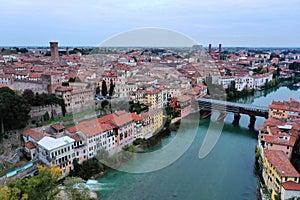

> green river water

[{"left": 96, "top": 84, "right": 300, "bottom": 200}]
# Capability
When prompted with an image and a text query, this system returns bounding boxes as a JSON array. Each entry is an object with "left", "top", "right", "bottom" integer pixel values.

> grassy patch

[{"left": 40, "top": 108, "right": 104, "bottom": 125}]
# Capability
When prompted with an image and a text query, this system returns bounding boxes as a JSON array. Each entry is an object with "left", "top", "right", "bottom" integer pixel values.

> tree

[
  {"left": 70, "top": 158, "right": 103, "bottom": 180},
  {"left": 101, "top": 100, "right": 110, "bottom": 109},
  {"left": 229, "top": 80, "right": 236, "bottom": 92},
  {"left": 63, "top": 177, "right": 92, "bottom": 200},
  {"left": 22, "top": 89, "right": 35, "bottom": 105},
  {"left": 101, "top": 80, "right": 108, "bottom": 97},
  {"left": 0, "top": 185, "right": 28, "bottom": 200},
  {"left": 6, "top": 166, "right": 60, "bottom": 200},
  {"left": 69, "top": 77, "right": 81, "bottom": 83},
  {"left": 43, "top": 112, "right": 50, "bottom": 121},
  {"left": 95, "top": 86, "right": 100, "bottom": 95},
  {"left": 109, "top": 79, "right": 115, "bottom": 96},
  {"left": 0, "top": 87, "right": 31, "bottom": 134}
]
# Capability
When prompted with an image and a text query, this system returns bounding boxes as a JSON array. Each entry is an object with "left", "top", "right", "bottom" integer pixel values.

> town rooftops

[
  {"left": 25, "top": 141, "right": 35, "bottom": 150},
  {"left": 75, "top": 119, "right": 107, "bottom": 138},
  {"left": 282, "top": 181, "right": 300, "bottom": 191},
  {"left": 51, "top": 123, "right": 65, "bottom": 131},
  {"left": 264, "top": 134, "right": 296, "bottom": 147},
  {"left": 22, "top": 128, "right": 49, "bottom": 141},
  {"left": 55, "top": 86, "right": 73, "bottom": 92},
  {"left": 264, "top": 150, "right": 300, "bottom": 178},
  {"left": 37, "top": 136, "right": 74, "bottom": 151},
  {"left": 269, "top": 99, "right": 300, "bottom": 112},
  {"left": 131, "top": 113, "right": 142, "bottom": 121},
  {"left": 69, "top": 133, "right": 83, "bottom": 142}
]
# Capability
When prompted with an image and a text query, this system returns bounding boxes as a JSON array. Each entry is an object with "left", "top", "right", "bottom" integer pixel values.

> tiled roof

[
  {"left": 131, "top": 113, "right": 142, "bottom": 121},
  {"left": 55, "top": 86, "right": 73, "bottom": 92},
  {"left": 25, "top": 141, "right": 35, "bottom": 149},
  {"left": 51, "top": 123, "right": 65, "bottom": 131},
  {"left": 282, "top": 181, "right": 300, "bottom": 191},
  {"left": 69, "top": 133, "right": 83, "bottom": 142},
  {"left": 76, "top": 119, "right": 106, "bottom": 138},
  {"left": 265, "top": 134, "right": 296, "bottom": 147},
  {"left": 264, "top": 150, "right": 300, "bottom": 177},
  {"left": 22, "top": 128, "right": 49, "bottom": 141},
  {"left": 66, "top": 126, "right": 77, "bottom": 133}
]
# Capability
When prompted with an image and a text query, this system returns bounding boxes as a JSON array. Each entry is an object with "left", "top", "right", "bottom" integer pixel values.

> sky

[{"left": 0, "top": 0, "right": 299, "bottom": 47}]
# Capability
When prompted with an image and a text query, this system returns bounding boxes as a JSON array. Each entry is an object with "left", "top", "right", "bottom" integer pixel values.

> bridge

[{"left": 197, "top": 98, "right": 269, "bottom": 128}]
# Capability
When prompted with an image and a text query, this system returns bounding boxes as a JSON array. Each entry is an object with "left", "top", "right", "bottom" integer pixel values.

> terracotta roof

[
  {"left": 132, "top": 113, "right": 142, "bottom": 121},
  {"left": 259, "top": 118, "right": 285, "bottom": 131},
  {"left": 141, "top": 112, "right": 150, "bottom": 119},
  {"left": 25, "top": 141, "right": 35, "bottom": 149},
  {"left": 51, "top": 123, "right": 65, "bottom": 131},
  {"left": 29, "top": 73, "right": 42, "bottom": 78},
  {"left": 146, "top": 89, "right": 161, "bottom": 95},
  {"left": 66, "top": 126, "right": 77, "bottom": 133},
  {"left": 22, "top": 128, "right": 49, "bottom": 141},
  {"left": 177, "top": 95, "right": 191, "bottom": 102},
  {"left": 282, "top": 181, "right": 300, "bottom": 191},
  {"left": 69, "top": 133, "right": 83, "bottom": 142},
  {"left": 265, "top": 134, "right": 296, "bottom": 147},
  {"left": 264, "top": 150, "right": 300, "bottom": 177},
  {"left": 75, "top": 119, "right": 106, "bottom": 138},
  {"left": 98, "top": 110, "right": 133, "bottom": 127},
  {"left": 55, "top": 86, "right": 73, "bottom": 92}
]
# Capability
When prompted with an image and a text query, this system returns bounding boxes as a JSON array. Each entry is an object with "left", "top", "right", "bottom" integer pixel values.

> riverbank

[{"left": 85, "top": 115, "right": 180, "bottom": 181}]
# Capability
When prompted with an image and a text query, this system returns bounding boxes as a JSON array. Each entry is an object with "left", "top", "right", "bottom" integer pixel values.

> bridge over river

[{"left": 197, "top": 98, "right": 269, "bottom": 128}]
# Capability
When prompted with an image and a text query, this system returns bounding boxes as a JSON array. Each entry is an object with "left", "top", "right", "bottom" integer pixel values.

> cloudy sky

[{"left": 0, "top": 0, "right": 299, "bottom": 47}]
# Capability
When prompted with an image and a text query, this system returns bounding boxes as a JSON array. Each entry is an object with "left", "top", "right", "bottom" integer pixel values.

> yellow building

[
  {"left": 263, "top": 149, "right": 300, "bottom": 199},
  {"left": 146, "top": 89, "right": 163, "bottom": 109},
  {"left": 150, "top": 109, "right": 164, "bottom": 135},
  {"left": 268, "top": 99, "right": 300, "bottom": 120},
  {"left": 269, "top": 102, "right": 289, "bottom": 119}
]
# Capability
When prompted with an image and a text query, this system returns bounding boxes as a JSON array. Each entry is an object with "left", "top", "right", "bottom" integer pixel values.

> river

[{"left": 97, "top": 85, "right": 300, "bottom": 200}]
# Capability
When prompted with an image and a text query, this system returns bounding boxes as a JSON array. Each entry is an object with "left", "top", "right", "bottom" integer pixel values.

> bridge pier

[
  {"left": 248, "top": 115, "right": 256, "bottom": 129},
  {"left": 232, "top": 113, "right": 241, "bottom": 125},
  {"left": 217, "top": 112, "right": 226, "bottom": 122},
  {"left": 201, "top": 111, "right": 212, "bottom": 119}
]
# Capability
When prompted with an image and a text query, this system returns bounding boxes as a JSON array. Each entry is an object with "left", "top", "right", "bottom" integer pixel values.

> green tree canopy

[
  {"left": 109, "top": 79, "right": 115, "bottom": 96},
  {"left": 63, "top": 177, "right": 94, "bottom": 200},
  {"left": 4, "top": 166, "right": 61, "bottom": 200},
  {"left": 0, "top": 87, "right": 31, "bottom": 133},
  {"left": 101, "top": 80, "right": 108, "bottom": 97},
  {"left": 22, "top": 89, "right": 35, "bottom": 105},
  {"left": 95, "top": 86, "right": 100, "bottom": 95}
]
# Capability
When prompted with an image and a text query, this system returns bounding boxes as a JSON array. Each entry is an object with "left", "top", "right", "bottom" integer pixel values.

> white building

[{"left": 37, "top": 136, "right": 75, "bottom": 176}]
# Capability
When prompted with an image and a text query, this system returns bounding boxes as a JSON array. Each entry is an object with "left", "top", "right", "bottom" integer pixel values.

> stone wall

[
  {"left": 12, "top": 80, "right": 48, "bottom": 94},
  {"left": 29, "top": 105, "right": 63, "bottom": 121}
]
